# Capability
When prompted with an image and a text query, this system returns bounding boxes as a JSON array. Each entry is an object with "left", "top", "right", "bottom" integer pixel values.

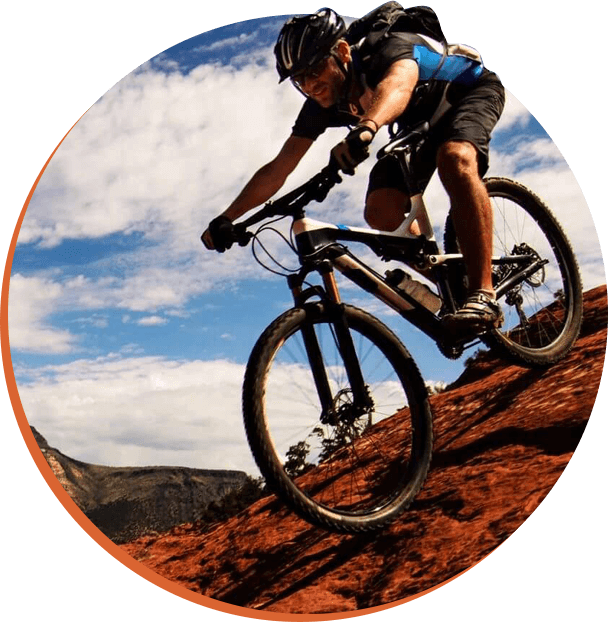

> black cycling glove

[
  {"left": 205, "top": 215, "right": 235, "bottom": 253},
  {"left": 330, "top": 124, "right": 376, "bottom": 175}
]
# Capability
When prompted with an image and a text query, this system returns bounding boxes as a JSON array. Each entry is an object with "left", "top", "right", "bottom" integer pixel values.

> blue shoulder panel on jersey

[{"left": 413, "top": 45, "right": 483, "bottom": 84}]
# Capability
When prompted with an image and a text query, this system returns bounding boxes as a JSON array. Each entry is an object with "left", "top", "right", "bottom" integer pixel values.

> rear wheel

[
  {"left": 444, "top": 177, "right": 583, "bottom": 366},
  {"left": 243, "top": 303, "right": 432, "bottom": 533}
]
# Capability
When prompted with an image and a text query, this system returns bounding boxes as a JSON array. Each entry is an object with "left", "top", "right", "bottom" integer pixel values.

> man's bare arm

[
  {"left": 223, "top": 135, "right": 313, "bottom": 221},
  {"left": 202, "top": 134, "right": 312, "bottom": 249},
  {"left": 360, "top": 59, "right": 419, "bottom": 130}
]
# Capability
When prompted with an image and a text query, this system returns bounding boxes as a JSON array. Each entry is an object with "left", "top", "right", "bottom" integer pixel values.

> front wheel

[
  {"left": 243, "top": 303, "right": 433, "bottom": 533},
  {"left": 444, "top": 177, "right": 583, "bottom": 366}
]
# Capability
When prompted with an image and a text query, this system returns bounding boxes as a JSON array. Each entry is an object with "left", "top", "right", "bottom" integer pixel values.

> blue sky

[{"left": 8, "top": 13, "right": 605, "bottom": 474}]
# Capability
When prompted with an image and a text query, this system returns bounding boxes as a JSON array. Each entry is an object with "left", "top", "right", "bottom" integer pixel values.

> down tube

[{"left": 331, "top": 253, "right": 443, "bottom": 340}]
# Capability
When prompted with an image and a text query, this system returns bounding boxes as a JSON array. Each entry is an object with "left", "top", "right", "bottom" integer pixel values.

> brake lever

[
  {"left": 233, "top": 224, "right": 253, "bottom": 247},
  {"left": 377, "top": 121, "right": 430, "bottom": 159}
]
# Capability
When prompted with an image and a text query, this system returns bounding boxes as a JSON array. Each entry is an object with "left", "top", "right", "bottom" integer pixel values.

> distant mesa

[{"left": 32, "top": 427, "right": 249, "bottom": 544}]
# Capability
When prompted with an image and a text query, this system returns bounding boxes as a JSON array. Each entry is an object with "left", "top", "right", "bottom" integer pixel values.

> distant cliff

[{"left": 33, "top": 428, "right": 248, "bottom": 543}]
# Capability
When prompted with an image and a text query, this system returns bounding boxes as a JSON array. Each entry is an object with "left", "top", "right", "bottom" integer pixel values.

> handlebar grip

[{"left": 201, "top": 231, "right": 213, "bottom": 250}]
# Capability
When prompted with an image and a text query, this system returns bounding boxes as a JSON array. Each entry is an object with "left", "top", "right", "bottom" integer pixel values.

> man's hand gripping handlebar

[{"left": 201, "top": 216, "right": 252, "bottom": 253}]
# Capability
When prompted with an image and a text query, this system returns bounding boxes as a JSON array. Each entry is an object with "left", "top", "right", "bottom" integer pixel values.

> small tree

[
  {"left": 313, "top": 419, "right": 369, "bottom": 463},
  {"left": 284, "top": 440, "right": 312, "bottom": 478}
]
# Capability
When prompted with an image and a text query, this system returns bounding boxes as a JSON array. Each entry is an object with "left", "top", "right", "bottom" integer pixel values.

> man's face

[{"left": 292, "top": 55, "right": 347, "bottom": 108}]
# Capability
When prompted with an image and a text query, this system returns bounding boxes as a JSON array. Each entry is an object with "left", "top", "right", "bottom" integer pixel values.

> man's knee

[
  {"left": 365, "top": 188, "right": 410, "bottom": 231},
  {"left": 437, "top": 140, "right": 480, "bottom": 186}
]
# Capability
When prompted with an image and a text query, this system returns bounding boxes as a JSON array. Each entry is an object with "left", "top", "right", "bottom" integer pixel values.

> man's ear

[{"left": 335, "top": 39, "right": 351, "bottom": 64}]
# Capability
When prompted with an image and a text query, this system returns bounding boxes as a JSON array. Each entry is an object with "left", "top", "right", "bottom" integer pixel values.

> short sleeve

[
  {"left": 291, "top": 99, "right": 332, "bottom": 140},
  {"left": 291, "top": 98, "right": 360, "bottom": 140},
  {"left": 363, "top": 33, "right": 416, "bottom": 88}
]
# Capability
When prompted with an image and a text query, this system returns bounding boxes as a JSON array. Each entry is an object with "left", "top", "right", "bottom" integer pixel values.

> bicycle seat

[{"left": 377, "top": 121, "right": 429, "bottom": 159}]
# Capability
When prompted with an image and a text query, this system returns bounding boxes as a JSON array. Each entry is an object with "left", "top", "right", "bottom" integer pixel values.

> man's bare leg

[
  {"left": 437, "top": 140, "right": 502, "bottom": 329},
  {"left": 365, "top": 188, "right": 438, "bottom": 282},
  {"left": 437, "top": 140, "right": 494, "bottom": 294}
]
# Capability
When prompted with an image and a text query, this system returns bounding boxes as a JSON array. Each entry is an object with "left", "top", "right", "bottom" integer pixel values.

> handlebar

[{"left": 202, "top": 160, "right": 343, "bottom": 250}]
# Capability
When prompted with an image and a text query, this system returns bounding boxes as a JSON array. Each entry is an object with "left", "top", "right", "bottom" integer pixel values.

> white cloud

[
  {"left": 74, "top": 314, "right": 109, "bottom": 329},
  {"left": 20, "top": 50, "right": 302, "bottom": 251},
  {"left": 19, "top": 354, "right": 257, "bottom": 473},
  {"left": 18, "top": 342, "right": 415, "bottom": 476},
  {"left": 8, "top": 274, "right": 79, "bottom": 353},
  {"left": 191, "top": 32, "right": 258, "bottom": 54},
  {"left": 12, "top": 50, "right": 308, "bottom": 322},
  {"left": 488, "top": 138, "right": 605, "bottom": 290},
  {"left": 495, "top": 90, "right": 532, "bottom": 133},
  {"left": 136, "top": 315, "right": 168, "bottom": 326}
]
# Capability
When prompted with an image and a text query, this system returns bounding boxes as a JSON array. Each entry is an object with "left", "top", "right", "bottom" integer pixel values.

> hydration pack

[{"left": 345, "top": 2, "right": 447, "bottom": 48}]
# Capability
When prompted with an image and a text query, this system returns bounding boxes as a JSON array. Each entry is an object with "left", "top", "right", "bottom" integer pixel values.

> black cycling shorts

[{"left": 366, "top": 70, "right": 505, "bottom": 198}]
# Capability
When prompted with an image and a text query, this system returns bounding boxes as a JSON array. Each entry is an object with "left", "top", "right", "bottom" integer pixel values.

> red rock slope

[{"left": 120, "top": 285, "right": 606, "bottom": 615}]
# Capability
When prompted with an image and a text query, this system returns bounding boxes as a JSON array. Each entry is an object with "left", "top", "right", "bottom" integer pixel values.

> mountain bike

[{"left": 208, "top": 121, "right": 583, "bottom": 533}]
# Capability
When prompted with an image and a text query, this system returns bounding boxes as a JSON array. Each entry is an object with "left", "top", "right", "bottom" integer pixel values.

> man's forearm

[{"left": 223, "top": 162, "right": 288, "bottom": 221}]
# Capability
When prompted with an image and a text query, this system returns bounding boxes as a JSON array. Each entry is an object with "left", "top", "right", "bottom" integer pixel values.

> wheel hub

[{"left": 320, "top": 387, "right": 373, "bottom": 427}]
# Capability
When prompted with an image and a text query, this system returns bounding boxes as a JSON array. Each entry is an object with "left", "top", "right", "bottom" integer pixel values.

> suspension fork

[{"left": 291, "top": 266, "right": 372, "bottom": 419}]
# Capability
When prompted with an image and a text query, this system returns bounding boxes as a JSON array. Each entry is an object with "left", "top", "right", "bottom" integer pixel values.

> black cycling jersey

[{"left": 291, "top": 31, "right": 489, "bottom": 140}]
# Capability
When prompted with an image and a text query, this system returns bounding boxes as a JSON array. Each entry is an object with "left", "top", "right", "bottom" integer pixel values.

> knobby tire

[
  {"left": 445, "top": 177, "right": 583, "bottom": 366},
  {"left": 243, "top": 303, "right": 433, "bottom": 533}
]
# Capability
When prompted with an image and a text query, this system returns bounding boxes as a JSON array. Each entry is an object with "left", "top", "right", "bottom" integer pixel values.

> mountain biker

[{"left": 201, "top": 4, "right": 505, "bottom": 332}]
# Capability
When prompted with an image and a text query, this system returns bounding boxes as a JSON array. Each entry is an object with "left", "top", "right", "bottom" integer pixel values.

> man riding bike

[{"left": 202, "top": 4, "right": 505, "bottom": 331}]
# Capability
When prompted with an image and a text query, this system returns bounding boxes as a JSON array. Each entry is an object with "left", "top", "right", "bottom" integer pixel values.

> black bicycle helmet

[{"left": 274, "top": 8, "right": 347, "bottom": 82}]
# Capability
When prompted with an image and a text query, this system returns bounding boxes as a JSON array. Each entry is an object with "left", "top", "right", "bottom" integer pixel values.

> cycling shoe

[{"left": 443, "top": 290, "right": 504, "bottom": 333}]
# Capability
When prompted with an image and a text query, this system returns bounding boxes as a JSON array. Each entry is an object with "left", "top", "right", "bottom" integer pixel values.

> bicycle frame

[
  {"left": 284, "top": 202, "right": 457, "bottom": 419},
  {"left": 287, "top": 205, "right": 547, "bottom": 356},
  {"left": 290, "top": 202, "right": 449, "bottom": 343}
]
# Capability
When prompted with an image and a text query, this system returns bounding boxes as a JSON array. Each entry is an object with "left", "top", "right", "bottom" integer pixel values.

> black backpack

[{"left": 345, "top": 3, "right": 447, "bottom": 48}]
